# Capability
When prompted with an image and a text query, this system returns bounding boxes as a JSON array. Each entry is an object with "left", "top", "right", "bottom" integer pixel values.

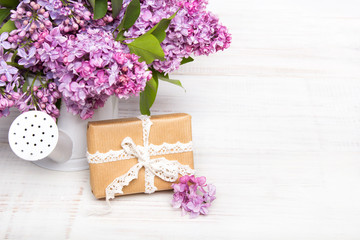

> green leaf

[
  {"left": 0, "top": 0, "right": 19, "bottom": 8},
  {"left": 93, "top": 0, "right": 108, "bottom": 20},
  {"left": 145, "top": 10, "right": 177, "bottom": 43},
  {"left": 0, "top": 19, "right": 15, "bottom": 34},
  {"left": 157, "top": 71, "right": 185, "bottom": 91},
  {"left": 118, "top": 8, "right": 177, "bottom": 63},
  {"left": 88, "top": 0, "right": 95, "bottom": 8},
  {"left": 0, "top": 8, "right": 10, "bottom": 23},
  {"left": 114, "top": 0, "right": 139, "bottom": 41},
  {"left": 140, "top": 72, "right": 158, "bottom": 115},
  {"left": 180, "top": 56, "right": 194, "bottom": 65},
  {"left": 122, "top": 0, "right": 140, "bottom": 29},
  {"left": 127, "top": 34, "right": 164, "bottom": 64},
  {"left": 111, "top": 0, "right": 123, "bottom": 18}
]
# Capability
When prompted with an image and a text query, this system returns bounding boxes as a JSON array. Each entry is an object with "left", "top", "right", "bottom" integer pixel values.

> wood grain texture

[{"left": 1, "top": 0, "right": 360, "bottom": 239}]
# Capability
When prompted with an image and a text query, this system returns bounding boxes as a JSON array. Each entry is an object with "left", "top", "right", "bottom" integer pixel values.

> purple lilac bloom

[
  {"left": 0, "top": 61, "right": 18, "bottom": 82},
  {"left": 120, "top": 0, "right": 231, "bottom": 74},
  {"left": 8, "top": 1, "right": 52, "bottom": 45},
  {"left": 17, "top": 46, "right": 37, "bottom": 68},
  {"left": 16, "top": 81, "right": 61, "bottom": 119},
  {"left": 0, "top": 32, "right": 11, "bottom": 49},
  {"left": 0, "top": 0, "right": 230, "bottom": 119},
  {"left": 171, "top": 175, "right": 216, "bottom": 218},
  {"left": 0, "top": 42, "right": 23, "bottom": 117},
  {"left": 39, "top": 27, "right": 151, "bottom": 119},
  {"left": 39, "top": 0, "right": 93, "bottom": 34}
]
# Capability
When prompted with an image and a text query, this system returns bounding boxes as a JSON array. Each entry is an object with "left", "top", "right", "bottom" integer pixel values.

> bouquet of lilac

[
  {"left": 172, "top": 175, "right": 216, "bottom": 218},
  {"left": 0, "top": 0, "right": 231, "bottom": 119}
]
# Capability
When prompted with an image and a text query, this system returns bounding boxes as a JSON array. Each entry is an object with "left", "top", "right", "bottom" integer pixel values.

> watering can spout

[{"left": 8, "top": 111, "right": 73, "bottom": 164}]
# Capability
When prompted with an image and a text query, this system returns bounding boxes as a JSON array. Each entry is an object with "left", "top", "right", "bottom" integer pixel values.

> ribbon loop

[
  {"left": 121, "top": 137, "right": 149, "bottom": 162},
  {"left": 105, "top": 116, "right": 195, "bottom": 201}
]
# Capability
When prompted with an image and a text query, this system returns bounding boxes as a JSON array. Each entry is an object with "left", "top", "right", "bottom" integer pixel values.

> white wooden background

[{"left": 1, "top": 0, "right": 360, "bottom": 239}]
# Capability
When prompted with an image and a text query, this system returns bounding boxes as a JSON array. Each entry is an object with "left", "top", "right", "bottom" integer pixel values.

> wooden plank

[{"left": 1, "top": 0, "right": 360, "bottom": 238}]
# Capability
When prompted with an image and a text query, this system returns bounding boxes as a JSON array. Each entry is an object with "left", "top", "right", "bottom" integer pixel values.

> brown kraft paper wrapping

[{"left": 87, "top": 113, "right": 194, "bottom": 199}]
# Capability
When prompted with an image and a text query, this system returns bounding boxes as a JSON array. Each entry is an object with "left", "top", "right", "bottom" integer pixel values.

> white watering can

[{"left": 8, "top": 97, "right": 118, "bottom": 171}]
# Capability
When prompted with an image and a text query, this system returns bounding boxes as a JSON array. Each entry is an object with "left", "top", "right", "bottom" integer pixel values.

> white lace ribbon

[
  {"left": 87, "top": 116, "right": 195, "bottom": 201},
  {"left": 86, "top": 141, "right": 193, "bottom": 163}
]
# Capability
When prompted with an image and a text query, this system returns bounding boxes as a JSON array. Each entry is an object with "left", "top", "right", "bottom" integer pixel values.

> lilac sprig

[
  {"left": 9, "top": 1, "right": 52, "bottom": 44},
  {"left": 121, "top": 0, "right": 232, "bottom": 74},
  {"left": 0, "top": 35, "right": 23, "bottom": 117},
  {"left": 38, "top": 27, "right": 151, "bottom": 119},
  {"left": 171, "top": 175, "right": 216, "bottom": 218},
  {"left": 39, "top": 0, "right": 92, "bottom": 34},
  {"left": 16, "top": 77, "right": 61, "bottom": 119}
]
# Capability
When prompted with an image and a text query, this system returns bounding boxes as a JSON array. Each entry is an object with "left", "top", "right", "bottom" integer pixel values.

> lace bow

[{"left": 102, "top": 116, "right": 195, "bottom": 201}]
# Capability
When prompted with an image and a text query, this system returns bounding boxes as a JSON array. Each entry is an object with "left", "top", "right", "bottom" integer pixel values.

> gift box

[{"left": 87, "top": 113, "right": 195, "bottom": 200}]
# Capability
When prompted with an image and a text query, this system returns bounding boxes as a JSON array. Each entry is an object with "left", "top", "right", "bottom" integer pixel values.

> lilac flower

[
  {"left": 45, "top": 27, "right": 66, "bottom": 46},
  {"left": 171, "top": 175, "right": 216, "bottom": 218},
  {"left": 108, "top": 64, "right": 119, "bottom": 85},
  {"left": 0, "top": 32, "right": 11, "bottom": 49},
  {"left": 76, "top": 61, "right": 94, "bottom": 79},
  {"left": 0, "top": 76, "right": 6, "bottom": 87},
  {"left": 0, "top": 61, "right": 18, "bottom": 82},
  {"left": 17, "top": 47, "right": 37, "bottom": 68},
  {"left": 37, "top": 40, "right": 63, "bottom": 69},
  {"left": 0, "top": 97, "right": 11, "bottom": 117}
]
